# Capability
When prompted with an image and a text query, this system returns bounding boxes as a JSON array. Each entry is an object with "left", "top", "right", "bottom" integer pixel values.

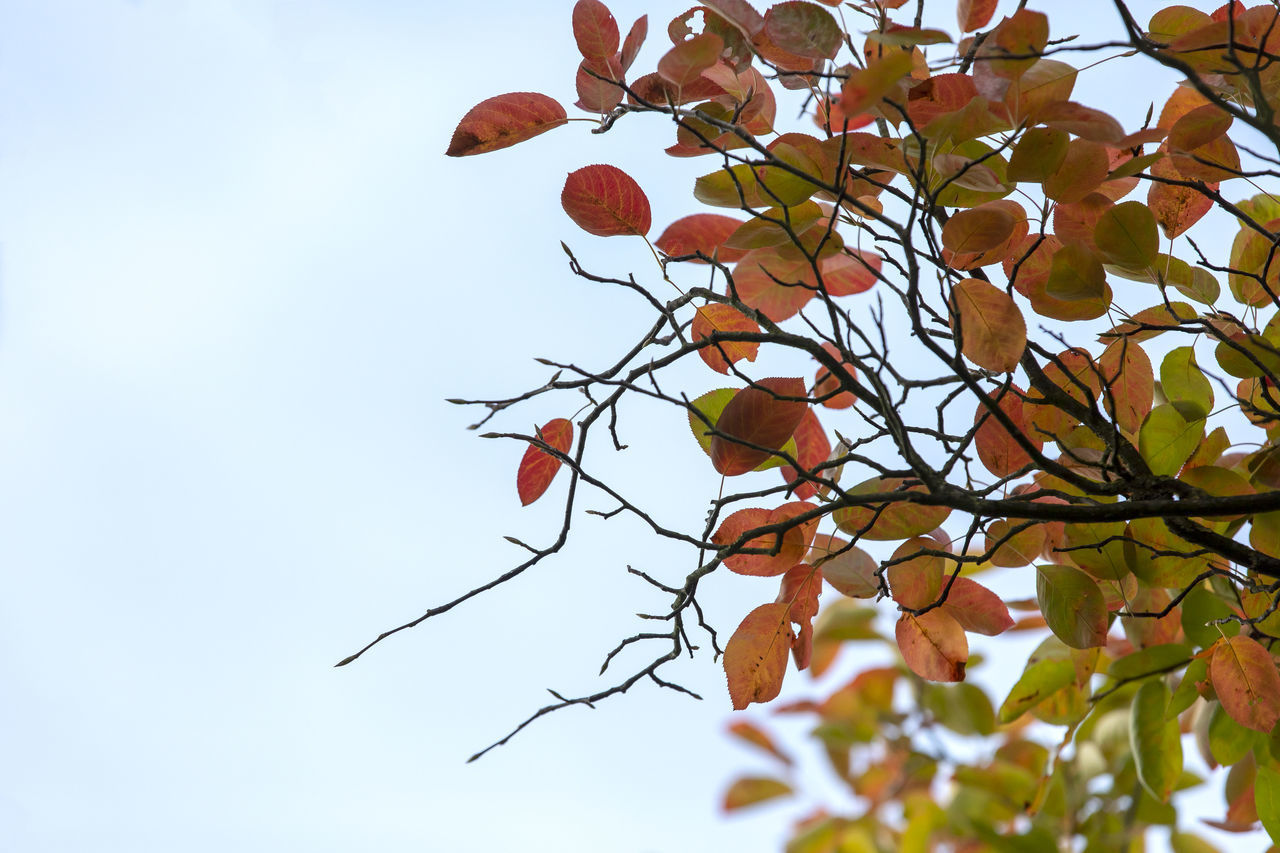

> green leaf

[
  {"left": 1094, "top": 201, "right": 1159, "bottom": 270},
  {"left": 1106, "top": 643, "right": 1192, "bottom": 685},
  {"left": 1160, "top": 346, "right": 1214, "bottom": 419},
  {"left": 1045, "top": 242, "right": 1105, "bottom": 302},
  {"left": 1257, "top": 765, "right": 1280, "bottom": 845},
  {"left": 1130, "top": 680, "right": 1182, "bottom": 801},
  {"left": 1139, "top": 403, "right": 1204, "bottom": 476},
  {"left": 1000, "top": 652, "right": 1076, "bottom": 724},
  {"left": 1037, "top": 564, "right": 1108, "bottom": 648}
]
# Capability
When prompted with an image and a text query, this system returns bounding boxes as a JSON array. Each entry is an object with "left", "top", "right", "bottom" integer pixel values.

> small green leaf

[{"left": 1037, "top": 564, "right": 1108, "bottom": 648}]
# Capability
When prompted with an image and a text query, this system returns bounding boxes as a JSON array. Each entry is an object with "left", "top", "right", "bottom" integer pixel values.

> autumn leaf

[
  {"left": 722, "top": 775, "right": 793, "bottom": 811},
  {"left": 725, "top": 602, "right": 794, "bottom": 709},
  {"left": 950, "top": 278, "right": 1026, "bottom": 372},
  {"left": 561, "top": 164, "right": 652, "bottom": 237},
  {"left": 446, "top": 92, "right": 568, "bottom": 157},
  {"left": 692, "top": 304, "right": 761, "bottom": 374},
  {"left": 710, "top": 377, "right": 809, "bottom": 475},
  {"left": 1210, "top": 635, "right": 1280, "bottom": 733},
  {"left": 572, "top": 0, "right": 620, "bottom": 65},
  {"left": 940, "top": 577, "right": 1014, "bottom": 636},
  {"left": 896, "top": 610, "right": 967, "bottom": 682},
  {"left": 655, "top": 213, "right": 747, "bottom": 263},
  {"left": 516, "top": 418, "right": 574, "bottom": 506}
]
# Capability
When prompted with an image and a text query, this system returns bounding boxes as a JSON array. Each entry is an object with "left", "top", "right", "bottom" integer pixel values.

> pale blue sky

[{"left": 0, "top": 1, "right": 1266, "bottom": 851}]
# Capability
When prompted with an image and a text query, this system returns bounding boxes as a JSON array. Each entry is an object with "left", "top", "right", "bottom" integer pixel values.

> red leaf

[
  {"left": 957, "top": 0, "right": 997, "bottom": 32},
  {"left": 572, "top": 0, "right": 620, "bottom": 65},
  {"left": 446, "top": 92, "right": 568, "bottom": 157},
  {"left": 762, "top": 1, "right": 843, "bottom": 60},
  {"left": 693, "top": 304, "right": 761, "bottom": 374},
  {"left": 813, "top": 341, "right": 858, "bottom": 409},
  {"left": 941, "top": 577, "right": 1014, "bottom": 635},
  {"left": 655, "top": 214, "right": 747, "bottom": 263},
  {"left": 821, "top": 250, "right": 881, "bottom": 296},
  {"left": 1148, "top": 155, "right": 1216, "bottom": 238},
  {"left": 1210, "top": 635, "right": 1280, "bottom": 733},
  {"left": 725, "top": 602, "right": 793, "bottom": 709},
  {"left": 702, "top": 0, "right": 766, "bottom": 38},
  {"left": 779, "top": 406, "right": 831, "bottom": 499},
  {"left": 620, "top": 15, "right": 648, "bottom": 72},
  {"left": 516, "top": 418, "right": 574, "bottom": 506},
  {"left": 896, "top": 610, "right": 968, "bottom": 682},
  {"left": 733, "top": 249, "right": 817, "bottom": 321},
  {"left": 575, "top": 59, "right": 624, "bottom": 114},
  {"left": 777, "top": 562, "right": 823, "bottom": 669},
  {"left": 710, "top": 377, "right": 809, "bottom": 475},
  {"left": 561, "top": 164, "right": 652, "bottom": 237}
]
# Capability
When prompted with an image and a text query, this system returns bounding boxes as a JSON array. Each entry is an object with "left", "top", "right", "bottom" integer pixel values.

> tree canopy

[{"left": 346, "top": 0, "right": 1280, "bottom": 849}]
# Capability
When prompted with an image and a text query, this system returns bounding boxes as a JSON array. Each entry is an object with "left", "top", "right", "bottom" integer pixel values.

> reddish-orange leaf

[
  {"left": 713, "top": 502, "right": 817, "bottom": 576},
  {"left": 725, "top": 602, "right": 794, "bottom": 709},
  {"left": 658, "top": 32, "right": 725, "bottom": 87},
  {"left": 1210, "top": 635, "right": 1280, "bottom": 733},
  {"left": 821, "top": 250, "right": 881, "bottom": 296},
  {"left": 1099, "top": 339, "right": 1154, "bottom": 435},
  {"left": 572, "top": 0, "right": 620, "bottom": 65},
  {"left": 777, "top": 562, "right": 823, "bottom": 668},
  {"left": 957, "top": 0, "right": 997, "bottom": 32},
  {"left": 702, "top": 0, "right": 766, "bottom": 38},
  {"left": 575, "top": 58, "right": 624, "bottom": 114},
  {"left": 561, "top": 164, "right": 652, "bottom": 237},
  {"left": 692, "top": 304, "right": 761, "bottom": 374},
  {"left": 620, "top": 15, "right": 647, "bottom": 71},
  {"left": 762, "top": 1, "right": 842, "bottom": 60},
  {"left": 1053, "top": 192, "right": 1112, "bottom": 252},
  {"left": 732, "top": 249, "right": 816, "bottom": 321},
  {"left": 1036, "top": 101, "right": 1126, "bottom": 144},
  {"left": 516, "top": 418, "right": 574, "bottom": 506},
  {"left": 1148, "top": 155, "right": 1216, "bottom": 238},
  {"left": 721, "top": 775, "right": 793, "bottom": 811},
  {"left": 986, "top": 9, "right": 1049, "bottom": 79},
  {"left": 726, "top": 719, "right": 793, "bottom": 765},
  {"left": 1208, "top": 630, "right": 1280, "bottom": 732},
  {"left": 779, "top": 407, "right": 831, "bottom": 500},
  {"left": 941, "top": 577, "right": 1014, "bottom": 635},
  {"left": 446, "top": 92, "right": 568, "bottom": 157},
  {"left": 711, "top": 377, "right": 809, "bottom": 475},
  {"left": 655, "top": 214, "right": 746, "bottom": 263},
  {"left": 887, "top": 538, "right": 944, "bottom": 610},
  {"left": 974, "top": 385, "right": 1041, "bottom": 477},
  {"left": 896, "top": 610, "right": 968, "bottom": 682},
  {"left": 951, "top": 278, "right": 1026, "bottom": 372},
  {"left": 813, "top": 341, "right": 858, "bottom": 409}
]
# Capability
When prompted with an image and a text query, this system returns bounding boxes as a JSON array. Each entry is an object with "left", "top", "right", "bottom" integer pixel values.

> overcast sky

[{"left": 0, "top": 1, "right": 1265, "bottom": 852}]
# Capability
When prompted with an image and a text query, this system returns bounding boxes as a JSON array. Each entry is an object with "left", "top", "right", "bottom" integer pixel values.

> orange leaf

[
  {"left": 957, "top": 0, "right": 997, "bottom": 32},
  {"left": 941, "top": 577, "right": 1014, "bottom": 635},
  {"left": 777, "top": 562, "right": 823, "bottom": 668},
  {"left": 725, "top": 602, "right": 794, "bottom": 709},
  {"left": 942, "top": 204, "right": 1017, "bottom": 255},
  {"left": 655, "top": 214, "right": 747, "bottom": 263},
  {"left": 620, "top": 15, "right": 647, "bottom": 72},
  {"left": 446, "top": 92, "right": 568, "bottom": 157},
  {"left": 726, "top": 719, "right": 793, "bottom": 765},
  {"left": 974, "top": 385, "right": 1041, "bottom": 477},
  {"left": 732, "top": 249, "right": 816, "bottom": 321},
  {"left": 572, "top": 0, "right": 620, "bottom": 65},
  {"left": 516, "top": 418, "right": 574, "bottom": 506},
  {"left": 821, "top": 250, "right": 882, "bottom": 295},
  {"left": 896, "top": 610, "right": 968, "bottom": 682},
  {"left": 1148, "top": 155, "right": 1216, "bottom": 238},
  {"left": 722, "top": 775, "right": 793, "bottom": 811},
  {"left": 813, "top": 341, "right": 858, "bottom": 409},
  {"left": 1098, "top": 339, "right": 1154, "bottom": 435},
  {"left": 561, "top": 164, "right": 652, "bottom": 237},
  {"left": 950, "top": 278, "right": 1026, "bottom": 372},
  {"left": 1210, "top": 635, "right": 1280, "bottom": 733},
  {"left": 887, "top": 538, "right": 944, "bottom": 610},
  {"left": 710, "top": 377, "right": 809, "bottom": 475},
  {"left": 692, "top": 304, "right": 761, "bottom": 374},
  {"left": 713, "top": 502, "right": 817, "bottom": 576},
  {"left": 574, "top": 58, "right": 624, "bottom": 114}
]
